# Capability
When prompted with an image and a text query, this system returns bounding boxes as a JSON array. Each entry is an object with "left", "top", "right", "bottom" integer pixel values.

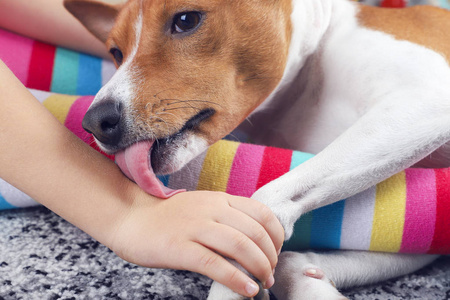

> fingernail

[
  {"left": 245, "top": 281, "right": 259, "bottom": 296},
  {"left": 265, "top": 274, "right": 275, "bottom": 289}
]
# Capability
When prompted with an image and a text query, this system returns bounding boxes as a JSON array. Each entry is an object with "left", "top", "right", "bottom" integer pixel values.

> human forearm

[
  {"left": 0, "top": 0, "right": 110, "bottom": 59},
  {"left": 0, "top": 60, "right": 135, "bottom": 245},
  {"left": 0, "top": 59, "right": 283, "bottom": 297}
]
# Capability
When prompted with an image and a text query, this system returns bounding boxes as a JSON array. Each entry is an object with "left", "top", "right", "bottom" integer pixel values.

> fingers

[
  {"left": 195, "top": 222, "right": 275, "bottom": 289},
  {"left": 181, "top": 243, "right": 261, "bottom": 298},
  {"left": 228, "top": 196, "right": 285, "bottom": 255},
  {"left": 214, "top": 207, "right": 278, "bottom": 270}
]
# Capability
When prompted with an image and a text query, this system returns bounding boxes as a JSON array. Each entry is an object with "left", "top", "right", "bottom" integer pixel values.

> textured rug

[{"left": 0, "top": 207, "right": 449, "bottom": 300}]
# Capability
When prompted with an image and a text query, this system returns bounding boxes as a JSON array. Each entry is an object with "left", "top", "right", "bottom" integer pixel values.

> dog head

[{"left": 64, "top": 0, "right": 291, "bottom": 195}]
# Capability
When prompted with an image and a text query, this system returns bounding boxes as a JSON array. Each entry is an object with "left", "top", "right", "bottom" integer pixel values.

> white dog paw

[
  {"left": 251, "top": 184, "right": 300, "bottom": 239},
  {"left": 272, "top": 263, "right": 348, "bottom": 300},
  {"left": 207, "top": 280, "right": 269, "bottom": 300}
]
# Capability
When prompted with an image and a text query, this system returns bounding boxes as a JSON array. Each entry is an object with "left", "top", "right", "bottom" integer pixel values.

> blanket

[{"left": 1, "top": 26, "right": 450, "bottom": 255}]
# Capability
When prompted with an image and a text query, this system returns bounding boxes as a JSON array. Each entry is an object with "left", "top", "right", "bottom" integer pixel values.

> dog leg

[
  {"left": 271, "top": 251, "right": 438, "bottom": 300},
  {"left": 252, "top": 92, "right": 450, "bottom": 237},
  {"left": 207, "top": 251, "right": 438, "bottom": 300}
]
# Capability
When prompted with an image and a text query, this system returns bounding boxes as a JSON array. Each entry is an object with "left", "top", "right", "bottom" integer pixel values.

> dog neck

[{"left": 253, "top": 0, "right": 355, "bottom": 115}]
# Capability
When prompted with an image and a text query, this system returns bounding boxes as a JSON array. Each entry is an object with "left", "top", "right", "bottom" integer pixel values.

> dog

[{"left": 64, "top": 0, "right": 450, "bottom": 299}]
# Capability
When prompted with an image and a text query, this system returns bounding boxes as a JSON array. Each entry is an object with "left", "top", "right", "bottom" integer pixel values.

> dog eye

[
  {"left": 109, "top": 48, "right": 123, "bottom": 66},
  {"left": 172, "top": 11, "right": 202, "bottom": 34}
]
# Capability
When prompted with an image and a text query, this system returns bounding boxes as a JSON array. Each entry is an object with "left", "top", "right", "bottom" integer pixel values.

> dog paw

[
  {"left": 272, "top": 263, "right": 348, "bottom": 300},
  {"left": 251, "top": 183, "right": 300, "bottom": 239},
  {"left": 207, "top": 280, "right": 269, "bottom": 300}
]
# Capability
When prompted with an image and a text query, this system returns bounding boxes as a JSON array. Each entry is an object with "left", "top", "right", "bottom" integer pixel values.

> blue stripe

[
  {"left": 51, "top": 47, "right": 79, "bottom": 95},
  {"left": 77, "top": 53, "right": 102, "bottom": 95},
  {"left": 309, "top": 199, "right": 346, "bottom": 249},
  {"left": 282, "top": 151, "right": 326, "bottom": 251},
  {"left": 0, "top": 193, "right": 16, "bottom": 210},
  {"left": 158, "top": 175, "right": 170, "bottom": 187},
  {"left": 439, "top": 0, "right": 450, "bottom": 9},
  {"left": 290, "top": 151, "right": 314, "bottom": 170}
]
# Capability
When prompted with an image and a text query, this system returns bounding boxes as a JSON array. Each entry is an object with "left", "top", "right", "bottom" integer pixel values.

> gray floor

[{"left": 0, "top": 207, "right": 449, "bottom": 299}]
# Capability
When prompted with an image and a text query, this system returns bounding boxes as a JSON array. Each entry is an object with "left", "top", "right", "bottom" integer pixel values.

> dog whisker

[
  {"left": 160, "top": 99, "right": 202, "bottom": 111},
  {"left": 242, "top": 75, "right": 282, "bottom": 82},
  {"left": 148, "top": 115, "right": 173, "bottom": 133},
  {"left": 244, "top": 116, "right": 254, "bottom": 127},
  {"left": 225, "top": 133, "right": 242, "bottom": 142},
  {"left": 158, "top": 98, "right": 222, "bottom": 108},
  {"left": 162, "top": 106, "right": 203, "bottom": 112},
  {"left": 152, "top": 87, "right": 178, "bottom": 98}
]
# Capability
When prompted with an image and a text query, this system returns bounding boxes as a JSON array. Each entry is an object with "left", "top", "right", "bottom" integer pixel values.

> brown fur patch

[
  {"left": 357, "top": 5, "right": 450, "bottom": 63},
  {"left": 106, "top": 0, "right": 140, "bottom": 65},
  {"left": 106, "top": 0, "right": 293, "bottom": 145}
]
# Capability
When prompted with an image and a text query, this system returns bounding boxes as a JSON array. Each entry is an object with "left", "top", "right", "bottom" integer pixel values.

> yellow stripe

[
  {"left": 197, "top": 140, "right": 240, "bottom": 192},
  {"left": 43, "top": 94, "right": 78, "bottom": 124},
  {"left": 370, "top": 172, "right": 407, "bottom": 252}
]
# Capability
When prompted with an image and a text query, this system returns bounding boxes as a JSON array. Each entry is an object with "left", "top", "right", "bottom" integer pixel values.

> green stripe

[
  {"left": 51, "top": 47, "right": 79, "bottom": 95},
  {"left": 282, "top": 151, "right": 315, "bottom": 251},
  {"left": 283, "top": 212, "right": 313, "bottom": 251}
]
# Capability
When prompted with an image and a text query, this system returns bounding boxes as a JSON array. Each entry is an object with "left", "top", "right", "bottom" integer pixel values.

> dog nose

[{"left": 82, "top": 101, "right": 123, "bottom": 145}]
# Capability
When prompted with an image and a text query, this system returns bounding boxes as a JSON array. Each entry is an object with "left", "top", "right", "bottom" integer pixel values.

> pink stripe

[
  {"left": 400, "top": 169, "right": 437, "bottom": 253},
  {"left": 226, "top": 143, "right": 265, "bottom": 197},
  {"left": 64, "top": 96, "right": 94, "bottom": 144},
  {"left": 0, "top": 29, "right": 34, "bottom": 84}
]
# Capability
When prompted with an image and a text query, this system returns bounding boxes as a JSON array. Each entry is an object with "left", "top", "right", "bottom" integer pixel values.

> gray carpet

[{"left": 0, "top": 207, "right": 449, "bottom": 300}]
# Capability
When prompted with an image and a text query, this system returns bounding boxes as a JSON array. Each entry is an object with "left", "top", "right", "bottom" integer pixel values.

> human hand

[{"left": 109, "top": 190, "right": 284, "bottom": 298}]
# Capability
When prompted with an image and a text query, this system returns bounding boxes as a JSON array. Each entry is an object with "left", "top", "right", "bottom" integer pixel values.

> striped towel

[
  {"left": 0, "top": 28, "right": 115, "bottom": 95},
  {"left": 167, "top": 141, "right": 450, "bottom": 254},
  {"left": 1, "top": 14, "right": 449, "bottom": 254},
  {"left": 1, "top": 93, "right": 449, "bottom": 254}
]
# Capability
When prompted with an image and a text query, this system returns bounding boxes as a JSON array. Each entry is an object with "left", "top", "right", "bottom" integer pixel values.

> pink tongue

[{"left": 115, "top": 141, "right": 184, "bottom": 199}]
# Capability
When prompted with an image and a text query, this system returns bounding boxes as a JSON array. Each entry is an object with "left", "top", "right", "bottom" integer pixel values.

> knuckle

[
  {"left": 253, "top": 227, "right": 269, "bottom": 245},
  {"left": 259, "top": 205, "right": 276, "bottom": 225},
  {"left": 198, "top": 252, "right": 220, "bottom": 270},
  {"left": 227, "top": 267, "right": 242, "bottom": 286},
  {"left": 233, "top": 234, "right": 250, "bottom": 253}
]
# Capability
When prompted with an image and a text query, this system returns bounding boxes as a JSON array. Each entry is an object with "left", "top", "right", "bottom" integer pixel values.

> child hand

[{"left": 109, "top": 190, "right": 284, "bottom": 298}]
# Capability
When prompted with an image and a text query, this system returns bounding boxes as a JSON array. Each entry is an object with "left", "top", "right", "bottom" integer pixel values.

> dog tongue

[{"left": 115, "top": 141, "right": 184, "bottom": 199}]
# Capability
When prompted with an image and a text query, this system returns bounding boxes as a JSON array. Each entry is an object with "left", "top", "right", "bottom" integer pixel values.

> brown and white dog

[{"left": 64, "top": 0, "right": 450, "bottom": 299}]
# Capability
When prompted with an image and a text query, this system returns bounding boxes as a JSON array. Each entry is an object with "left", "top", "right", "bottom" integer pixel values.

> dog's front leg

[{"left": 253, "top": 91, "right": 450, "bottom": 237}]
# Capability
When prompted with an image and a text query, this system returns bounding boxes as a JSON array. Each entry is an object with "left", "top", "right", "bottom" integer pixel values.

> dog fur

[{"left": 64, "top": 0, "right": 450, "bottom": 298}]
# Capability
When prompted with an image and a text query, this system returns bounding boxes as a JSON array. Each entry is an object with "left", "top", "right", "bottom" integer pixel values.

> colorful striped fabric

[
  {"left": 1, "top": 14, "right": 450, "bottom": 254},
  {"left": 165, "top": 140, "right": 450, "bottom": 254},
  {"left": 1, "top": 92, "right": 450, "bottom": 254},
  {"left": 0, "top": 28, "right": 115, "bottom": 95}
]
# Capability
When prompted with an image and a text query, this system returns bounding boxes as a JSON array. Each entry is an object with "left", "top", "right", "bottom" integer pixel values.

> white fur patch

[
  {"left": 168, "top": 135, "right": 209, "bottom": 174},
  {"left": 253, "top": 0, "right": 333, "bottom": 114}
]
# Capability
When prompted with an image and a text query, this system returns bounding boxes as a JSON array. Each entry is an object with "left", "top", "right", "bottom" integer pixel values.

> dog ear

[{"left": 63, "top": 0, "right": 123, "bottom": 43}]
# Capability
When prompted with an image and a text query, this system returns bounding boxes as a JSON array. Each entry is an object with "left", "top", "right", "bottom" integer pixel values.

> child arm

[
  {"left": 0, "top": 0, "right": 110, "bottom": 59},
  {"left": 0, "top": 61, "right": 282, "bottom": 297}
]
